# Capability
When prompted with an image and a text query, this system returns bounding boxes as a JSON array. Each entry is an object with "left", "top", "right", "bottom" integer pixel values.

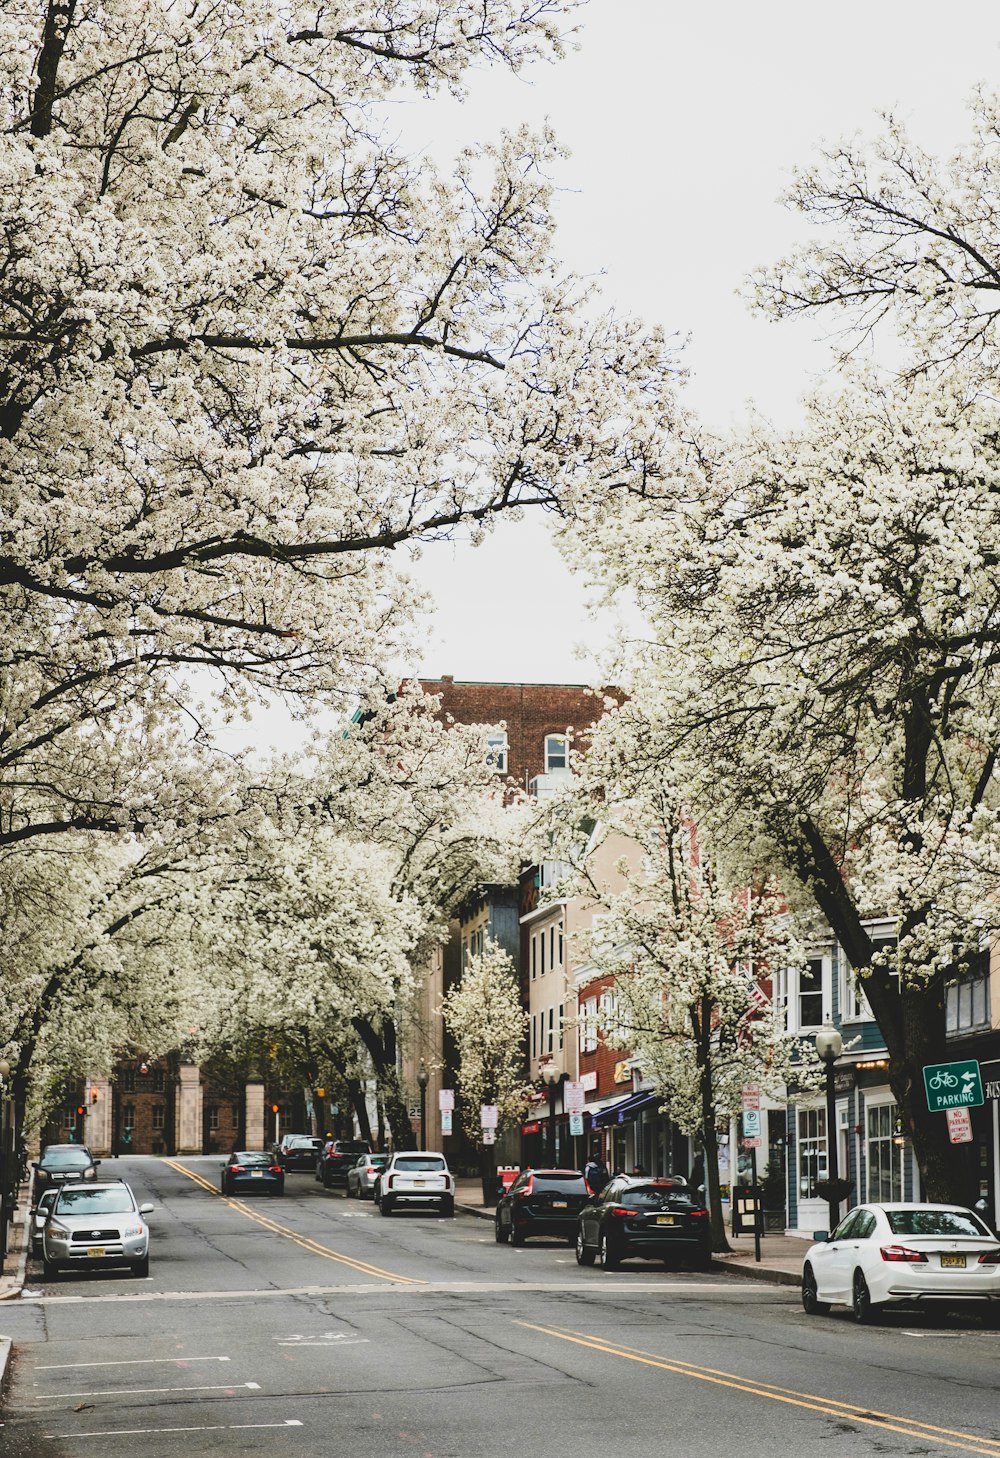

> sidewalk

[{"left": 453, "top": 1178, "right": 807, "bottom": 1288}]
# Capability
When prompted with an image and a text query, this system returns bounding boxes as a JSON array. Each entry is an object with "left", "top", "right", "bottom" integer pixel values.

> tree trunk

[
  {"left": 348, "top": 1077, "right": 373, "bottom": 1144},
  {"left": 350, "top": 1015, "right": 415, "bottom": 1150},
  {"left": 695, "top": 999, "right": 730, "bottom": 1252}
]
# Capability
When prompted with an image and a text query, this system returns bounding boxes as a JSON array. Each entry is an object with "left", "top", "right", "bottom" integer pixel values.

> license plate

[
  {"left": 655, "top": 1214, "right": 677, "bottom": 1225},
  {"left": 251, "top": 1171, "right": 263, "bottom": 1178},
  {"left": 86, "top": 1246, "right": 106, "bottom": 1257},
  {"left": 940, "top": 1254, "right": 966, "bottom": 1268},
  {"left": 413, "top": 1179, "right": 425, "bottom": 1187},
  {"left": 552, "top": 1201, "right": 567, "bottom": 1209}
]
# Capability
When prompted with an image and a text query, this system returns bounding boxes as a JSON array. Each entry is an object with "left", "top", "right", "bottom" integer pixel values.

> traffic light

[
  {"left": 76, "top": 1105, "right": 85, "bottom": 1117},
  {"left": 90, "top": 1086, "right": 99, "bottom": 1103},
  {"left": 316, "top": 1087, "right": 325, "bottom": 1098},
  {"left": 271, "top": 1103, "right": 279, "bottom": 1114}
]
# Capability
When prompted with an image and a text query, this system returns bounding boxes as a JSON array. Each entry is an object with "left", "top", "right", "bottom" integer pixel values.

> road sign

[
  {"left": 741, "top": 1082, "right": 761, "bottom": 1110},
  {"left": 564, "top": 1081, "right": 585, "bottom": 1113},
  {"left": 480, "top": 1103, "right": 498, "bottom": 1129},
  {"left": 742, "top": 1137, "right": 762, "bottom": 1149},
  {"left": 569, "top": 1112, "right": 584, "bottom": 1136},
  {"left": 439, "top": 1088, "right": 455, "bottom": 1112},
  {"left": 481, "top": 1128, "right": 495, "bottom": 1145},
  {"left": 946, "top": 1107, "right": 974, "bottom": 1144},
  {"left": 441, "top": 1110, "right": 452, "bottom": 1135},
  {"left": 741, "top": 1108, "right": 762, "bottom": 1139},
  {"left": 923, "top": 1059, "right": 984, "bottom": 1112}
]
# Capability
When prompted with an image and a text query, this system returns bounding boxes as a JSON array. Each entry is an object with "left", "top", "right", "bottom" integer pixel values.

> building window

[
  {"left": 558, "top": 922, "right": 564, "bottom": 966},
  {"left": 797, "top": 1107, "right": 827, "bottom": 1200},
  {"left": 547, "top": 1007, "right": 554, "bottom": 1055},
  {"left": 580, "top": 996, "right": 598, "bottom": 1055},
  {"left": 120, "top": 1069, "right": 136, "bottom": 1094},
  {"left": 485, "top": 732, "right": 508, "bottom": 773},
  {"left": 778, "top": 957, "right": 830, "bottom": 1033},
  {"left": 208, "top": 1106, "right": 220, "bottom": 1132},
  {"left": 531, "top": 1013, "right": 537, "bottom": 1059},
  {"left": 946, "top": 954, "right": 990, "bottom": 1033},
  {"left": 231, "top": 1103, "right": 240, "bottom": 1127},
  {"left": 843, "top": 937, "right": 896, "bottom": 1022},
  {"left": 540, "top": 931, "right": 546, "bottom": 976},
  {"left": 798, "top": 959, "right": 824, "bottom": 1029},
  {"left": 558, "top": 1003, "right": 564, "bottom": 1050},
  {"left": 531, "top": 935, "right": 537, "bottom": 979},
  {"left": 866, "top": 1102, "right": 903, "bottom": 1202},
  {"left": 544, "top": 733, "right": 569, "bottom": 772},
  {"left": 151, "top": 1105, "right": 166, "bottom": 1131},
  {"left": 151, "top": 1068, "right": 165, "bottom": 1093}
]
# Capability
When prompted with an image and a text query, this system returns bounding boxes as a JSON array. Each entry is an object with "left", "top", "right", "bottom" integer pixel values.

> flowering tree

[
  {"left": 569, "top": 367, "right": 1000, "bottom": 1202},
  {"left": 441, "top": 937, "right": 531, "bottom": 1187},
  {"left": 0, "top": 0, "right": 680, "bottom": 852},
  {"left": 545, "top": 722, "right": 813, "bottom": 1250}
]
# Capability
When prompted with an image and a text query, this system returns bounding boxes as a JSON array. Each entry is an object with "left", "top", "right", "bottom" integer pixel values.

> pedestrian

[
  {"left": 631, "top": 1163, "right": 647, "bottom": 1176},
  {"left": 583, "top": 1149, "right": 610, "bottom": 1194}
]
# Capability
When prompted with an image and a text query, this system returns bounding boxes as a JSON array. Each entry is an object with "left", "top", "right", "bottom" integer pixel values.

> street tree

[
  {"left": 569, "top": 368, "right": 1000, "bottom": 1201},
  {"left": 0, "top": 0, "right": 680, "bottom": 848},
  {"left": 545, "top": 723, "right": 813, "bottom": 1250},
  {"left": 441, "top": 937, "right": 531, "bottom": 1193}
]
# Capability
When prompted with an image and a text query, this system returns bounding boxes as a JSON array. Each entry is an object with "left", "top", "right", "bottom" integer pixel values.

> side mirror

[
  {"left": 93, "top": 1158, "right": 101, "bottom": 1167},
  {"left": 139, "top": 1203, "right": 154, "bottom": 1215},
  {"left": 813, "top": 1229, "right": 830, "bottom": 1242}
]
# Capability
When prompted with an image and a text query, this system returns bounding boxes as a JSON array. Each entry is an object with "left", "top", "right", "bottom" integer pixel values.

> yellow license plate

[
  {"left": 655, "top": 1215, "right": 677, "bottom": 1226},
  {"left": 552, "top": 1201, "right": 567, "bottom": 1208},
  {"left": 940, "top": 1254, "right": 967, "bottom": 1268},
  {"left": 413, "top": 1179, "right": 425, "bottom": 1186},
  {"left": 86, "top": 1247, "right": 106, "bottom": 1257}
]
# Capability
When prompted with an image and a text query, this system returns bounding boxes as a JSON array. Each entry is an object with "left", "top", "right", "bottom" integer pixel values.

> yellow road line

[
  {"left": 164, "top": 1160, "right": 425, "bottom": 1285},
  {"left": 517, "top": 1322, "right": 1000, "bottom": 1457}
]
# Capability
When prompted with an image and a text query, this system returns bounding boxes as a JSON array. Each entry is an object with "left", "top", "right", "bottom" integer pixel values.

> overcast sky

[{"left": 397, "top": 0, "right": 1000, "bottom": 688}]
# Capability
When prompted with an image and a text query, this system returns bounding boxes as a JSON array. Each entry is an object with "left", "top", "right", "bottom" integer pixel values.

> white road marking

[
  {"left": 276, "top": 1340, "right": 369, "bottom": 1346},
  {"left": 36, "top": 1357, "right": 231, "bottom": 1371},
  {"left": 37, "top": 1382, "right": 261, "bottom": 1399},
  {"left": 44, "top": 1420, "right": 303, "bottom": 1439}
]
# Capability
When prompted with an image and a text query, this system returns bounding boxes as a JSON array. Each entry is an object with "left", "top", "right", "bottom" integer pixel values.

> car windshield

[
  {"left": 287, "top": 1137, "right": 319, "bottom": 1148},
  {"left": 233, "top": 1152, "right": 273, "bottom": 1165},
  {"left": 396, "top": 1156, "right": 445, "bottom": 1172},
  {"left": 886, "top": 1208, "right": 990, "bottom": 1238},
  {"left": 616, "top": 1185, "right": 696, "bottom": 1210},
  {"left": 40, "top": 1149, "right": 92, "bottom": 1169},
  {"left": 526, "top": 1174, "right": 586, "bottom": 1192},
  {"left": 55, "top": 1189, "right": 134, "bottom": 1215},
  {"left": 336, "top": 1142, "right": 371, "bottom": 1154}
]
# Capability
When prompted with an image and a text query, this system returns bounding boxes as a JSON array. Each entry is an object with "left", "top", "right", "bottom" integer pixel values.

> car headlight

[
  {"left": 47, "top": 1223, "right": 69, "bottom": 1238},
  {"left": 121, "top": 1222, "right": 144, "bottom": 1237}
]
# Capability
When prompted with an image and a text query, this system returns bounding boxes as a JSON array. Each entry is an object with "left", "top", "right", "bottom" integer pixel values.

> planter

[
  {"left": 813, "top": 1177, "right": 853, "bottom": 1204},
  {"left": 763, "top": 1209, "right": 785, "bottom": 1233}
]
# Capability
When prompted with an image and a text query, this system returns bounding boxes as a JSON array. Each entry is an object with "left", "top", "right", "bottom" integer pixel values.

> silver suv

[
  {"left": 42, "top": 1180, "right": 154, "bottom": 1279},
  {"left": 376, "top": 1152, "right": 454, "bottom": 1217}
]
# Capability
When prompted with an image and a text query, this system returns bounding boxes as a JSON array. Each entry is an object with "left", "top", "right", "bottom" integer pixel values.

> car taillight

[
  {"left": 269, "top": 1165, "right": 282, "bottom": 1174},
  {"left": 517, "top": 1176, "right": 534, "bottom": 1199},
  {"left": 230, "top": 1165, "right": 244, "bottom": 1173},
  {"left": 609, "top": 1206, "right": 632, "bottom": 1218},
  {"left": 978, "top": 1250, "right": 1000, "bottom": 1264},
  {"left": 690, "top": 1209, "right": 709, "bottom": 1220},
  {"left": 387, "top": 1174, "right": 394, "bottom": 1189},
  {"left": 880, "top": 1244, "right": 928, "bottom": 1263},
  {"left": 366, "top": 1166, "right": 376, "bottom": 1174}
]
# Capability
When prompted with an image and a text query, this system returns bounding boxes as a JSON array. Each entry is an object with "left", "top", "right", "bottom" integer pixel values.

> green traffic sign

[{"left": 923, "top": 1059, "right": 984, "bottom": 1112}]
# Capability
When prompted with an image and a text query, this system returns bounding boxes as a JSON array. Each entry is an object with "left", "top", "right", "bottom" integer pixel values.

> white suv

[{"left": 377, "top": 1152, "right": 454, "bottom": 1217}]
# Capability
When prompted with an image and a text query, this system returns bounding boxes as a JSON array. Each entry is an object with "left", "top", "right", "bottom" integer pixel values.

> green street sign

[{"left": 923, "top": 1059, "right": 984, "bottom": 1112}]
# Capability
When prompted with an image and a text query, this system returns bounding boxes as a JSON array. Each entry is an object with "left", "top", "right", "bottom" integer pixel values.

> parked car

[
  {"left": 316, "top": 1138, "right": 373, "bottom": 1188},
  {"left": 376, "top": 1152, "right": 454, "bottom": 1216},
  {"left": 575, "top": 1175, "right": 711, "bottom": 1271},
  {"left": 495, "top": 1169, "right": 590, "bottom": 1245},
  {"left": 275, "top": 1134, "right": 324, "bottom": 1171},
  {"left": 346, "top": 1152, "right": 388, "bottom": 1200},
  {"left": 801, "top": 1202, "right": 1000, "bottom": 1323},
  {"left": 221, "top": 1150, "right": 285, "bottom": 1197},
  {"left": 41, "top": 1180, "right": 153, "bottom": 1280},
  {"left": 31, "top": 1189, "right": 58, "bottom": 1256},
  {"left": 32, "top": 1144, "right": 100, "bottom": 1199}
]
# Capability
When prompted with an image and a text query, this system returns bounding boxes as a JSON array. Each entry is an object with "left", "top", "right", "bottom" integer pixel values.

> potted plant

[{"left": 813, "top": 1176, "right": 854, "bottom": 1205}]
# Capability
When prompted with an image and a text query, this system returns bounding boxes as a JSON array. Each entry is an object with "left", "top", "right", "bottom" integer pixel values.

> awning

[{"left": 592, "top": 1090, "right": 663, "bottom": 1126}]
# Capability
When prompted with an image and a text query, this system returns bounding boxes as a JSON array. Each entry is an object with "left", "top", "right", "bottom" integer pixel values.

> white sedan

[{"left": 802, "top": 1202, "right": 1000, "bottom": 1322}]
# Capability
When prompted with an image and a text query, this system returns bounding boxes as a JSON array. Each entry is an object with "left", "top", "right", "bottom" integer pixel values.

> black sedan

[
  {"left": 220, "top": 1151, "right": 285, "bottom": 1196},
  {"left": 575, "top": 1175, "right": 712, "bottom": 1271},
  {"left": 495, "top": 1169, "right": 591, "bottom": 1245},
  {"left": 275, "top": 1134, "right": 324, "bottom": 1171}
]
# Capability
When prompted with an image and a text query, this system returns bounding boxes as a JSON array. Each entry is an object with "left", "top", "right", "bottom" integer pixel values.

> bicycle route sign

[{"left": 923, "top": 1059, "right": 984, "bottom": 1112}]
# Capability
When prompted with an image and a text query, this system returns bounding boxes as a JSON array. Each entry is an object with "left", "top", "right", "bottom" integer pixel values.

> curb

[
  {"left": 710, "top": 1258, "right": 801, "bottom": 1288},
  {"left": 456, "top": 1203, "right": 495, "bottom": 1222}
]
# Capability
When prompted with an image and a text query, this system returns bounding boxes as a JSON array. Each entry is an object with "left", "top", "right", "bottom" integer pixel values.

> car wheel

[
  {"left": 495, "top": 1215, "right": 508, "bottom": 1244},
  {"left": 598, "top": 1232, "right": 619, "bottom": 1271},
  {"left": 220, "top": 1178, "right": 229, "bottom": 1195},
  {"left": 42, "top": 1258, "right": 59, "bottom": 1281},
  {"left": 852, "top": 1269, "right": 877, "bottom": 1324},
  {"left": 510, "top": 1224, "right": 526, "bottom": 1246},
  {"left": 575, "top": 1229, "right": 595, "bottom": 1266},
  {"left": 379, "top": 1195, "right": 394, "bottom": 1216},
  {"left": 132, "top": 1254, "right": 150, "bottom": 1278},
  {"left": 801, "top": 1263, "right": 830, "bottom": 1316},
  {"left": 440, "top": 1196, "right": 454, "bottom": 1218}
]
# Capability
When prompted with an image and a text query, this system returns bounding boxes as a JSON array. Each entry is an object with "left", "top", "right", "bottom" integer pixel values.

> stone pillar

[
  {"left": 84, "top": 1076, "right": 113, "bottom": 1156},
  {"left": 176, "top": 1063, "right": 203, "bottom": 1154},
  {"left": 245, "top": 1078, "right": 265, "bottom": 1151}
]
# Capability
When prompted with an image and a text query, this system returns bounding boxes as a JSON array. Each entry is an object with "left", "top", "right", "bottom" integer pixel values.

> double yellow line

[
  {"left": 165, "top": 1160, "right": 425, "bottom": 1285},
  {"left": 518, "top": 1322, "right": 1000, "bottom": 1457}
]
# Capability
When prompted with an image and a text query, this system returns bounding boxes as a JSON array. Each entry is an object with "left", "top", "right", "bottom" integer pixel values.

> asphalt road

[{"left": 2, "top": 1156, "right": 1000, "bottom": 1458}]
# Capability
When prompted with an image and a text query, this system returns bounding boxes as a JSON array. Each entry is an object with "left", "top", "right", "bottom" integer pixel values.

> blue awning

[{"left": 592, "top": 1090, "right": 663, "bottom": 1126}]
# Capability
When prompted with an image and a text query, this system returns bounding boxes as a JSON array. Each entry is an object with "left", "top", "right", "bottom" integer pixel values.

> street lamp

[
  {"left": 546, "top": 1057, "right": 563, "bottom": 1165},
  {"left": 815, "top": 1022, "right": 844, "bottom": 1231},
  {"left": 0, "top": 1058, "right": 12, "bottom": 1260},
  {"left": 417, "top": 1060, "right": 429, "bottom": 1146}
]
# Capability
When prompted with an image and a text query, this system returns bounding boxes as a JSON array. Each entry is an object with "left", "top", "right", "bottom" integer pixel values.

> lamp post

[
  {"left": 546, "top": 1058, "right": 563, "bottom": 1165},
  {"left": 0, "top": 1058, "right": 12, "bottom": 1260},
  {"left": 417, "top": 1060, "right": 429, "bottom": 1146},
  {"left": 815, "top": 1023, "right": 844, "bottom": 1231}
]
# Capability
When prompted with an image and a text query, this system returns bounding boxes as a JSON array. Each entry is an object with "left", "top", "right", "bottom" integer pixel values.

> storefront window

[
  {"left": 797, "top": 1107, "right": 827, "bottom": 1198},
  {"left": 866, "top": 1102, "right": 903, "bottom": 1202}
]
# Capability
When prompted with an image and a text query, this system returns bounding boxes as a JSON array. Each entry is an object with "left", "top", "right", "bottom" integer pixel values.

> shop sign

[
  {"left": 613, "top": 1061, "right": 632, "bottom": 1084},
  {"left": 579, "top": 1071, "right": 598, "bottom": 1092},
  {"left": 980, "top": 1059, "right": 1000, "bottom": 1101},
  {"left": 521, "top": 1120, "right": 541, "bottom": 1135}
]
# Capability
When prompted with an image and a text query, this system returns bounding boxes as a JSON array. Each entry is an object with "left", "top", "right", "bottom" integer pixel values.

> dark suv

[
  {"left": 495, "top": 1169, "right": 591, "bottom": 1245},
  {"left": 316, "top": 1138, "right": 373, "bottom": 1188},
  {"left": 275, "top": 1134, "right": 324, "bottom": 1171},
  {"left": 32, "top": 1144, "right": 100, "bottom": 1200}
]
